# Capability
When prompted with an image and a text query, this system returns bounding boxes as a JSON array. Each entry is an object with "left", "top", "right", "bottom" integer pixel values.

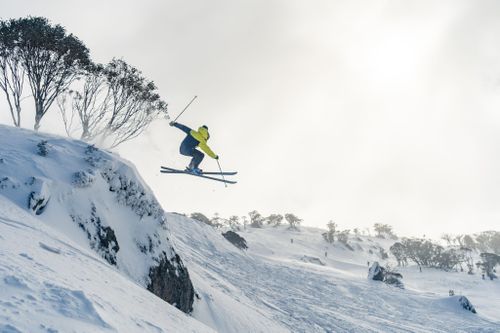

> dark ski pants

[{"left": 180, "top": 145, "right": 204, "bottom": 169}]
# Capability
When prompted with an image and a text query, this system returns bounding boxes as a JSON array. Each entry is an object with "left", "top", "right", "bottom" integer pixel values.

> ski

[
  {"left": 160, "top": 169, "right": 237, "bottom": 184},
  {"left": 160, "top": 166, "right": 237, "bottom": 176}
]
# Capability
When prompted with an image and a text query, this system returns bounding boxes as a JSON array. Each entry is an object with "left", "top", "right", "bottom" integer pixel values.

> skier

[{"left": 169, "top": 121, "right": 218, "bottom": 174}]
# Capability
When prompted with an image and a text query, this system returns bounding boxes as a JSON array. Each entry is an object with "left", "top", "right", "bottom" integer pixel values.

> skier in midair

[{"left": 169, "top": 121, "right": 218, "bottom": 174}]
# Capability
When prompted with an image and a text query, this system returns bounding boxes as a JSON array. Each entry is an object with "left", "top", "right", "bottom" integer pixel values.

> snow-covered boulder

[
  {"left": 27, "top": 177, "right": 51, "bottom": 215},
  {"left": 368, "top": 261, "right": 385, "bottom": 281},
  {"left": 368, "top": 262, "right": 404, "bottom": 288},
  {"left": 458, "top": 296, "right": 477, "bottom": 314},
  {"left": 0, "top": 125, "right": 194, "bottom": 313},
  {"left": 300, "top": 255, "right": 326, "bottom": 266}
]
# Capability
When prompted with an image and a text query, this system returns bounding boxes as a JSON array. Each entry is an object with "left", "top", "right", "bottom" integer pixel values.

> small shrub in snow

[
  {"left": 85, "top": 144, "right": 99, "bottom": 154},
  {"left": 190, "top": 212, "right": 212, "bottom": 225},
  {"left": 84, "top": 144, "right": 104, "bottom": 167},
  {"left": 100, "top": 168, "right": 163, "bottom": 219},
  {"left": 72, "top": 170, "right": 96, "bottom": 188},
  {"left": 222, "top": 231, "right": 248, "bottom": 250},
  {"left": 301, "top": 255, "right": 325, "bottom": 266},
  {"left": 36, "top": 140, "right": 50, "bottom": 156},
  {"left": 0, "top": 177, "right": 19, "bottom": 189}
]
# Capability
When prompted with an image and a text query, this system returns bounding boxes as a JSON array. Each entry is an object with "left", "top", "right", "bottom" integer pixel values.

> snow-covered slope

[
  {"left": 2, "top": 124, "right": 499, "bottom": 332},
  {"left": 0, "top": 196, "right": 213, "bottom": 332},
  {"left": 167, "top": 214, "right": 500, "bottom": 332},
  {"left": 0, "top": 125, "right": 196, "bottom": 324}
]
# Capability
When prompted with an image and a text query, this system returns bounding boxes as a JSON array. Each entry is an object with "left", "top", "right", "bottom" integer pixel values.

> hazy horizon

[{"left": 2, "top": 0, "right": 500, "bottom": 238}]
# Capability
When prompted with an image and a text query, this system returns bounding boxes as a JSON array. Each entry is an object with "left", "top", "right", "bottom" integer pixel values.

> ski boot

[{"left": 185, "top": 166, "right": 203, "bottom": 175}]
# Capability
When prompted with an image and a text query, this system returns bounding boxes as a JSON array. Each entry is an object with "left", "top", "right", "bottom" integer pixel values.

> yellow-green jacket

[{"left": 173, "top": 122, "right": 217, "bottom": 158}]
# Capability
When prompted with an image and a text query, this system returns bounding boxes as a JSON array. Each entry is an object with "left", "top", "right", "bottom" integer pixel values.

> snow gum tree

[
  {"left": 249, "top": 210, "right": 264, "bottom": 228},
  {"left": 285, "top": 213, "right": 302, "bottom": 230},
  {"left": 266, "top": 213, "right": 284, "bottom": 227},
  {"left": 0, "top": 21, "right": 25, "bottom": 127},
  {"left": 2, "top": 17, "right": 90, "bottom": 131},
  {"left": 58, "top": 59, "right": 168, "bottom": 148},
  {"left": 322, "top": 220, "right": 337, "bottom": 244},
  {"left": 373, "top": 223, "right": 397, "bottom": 239}
]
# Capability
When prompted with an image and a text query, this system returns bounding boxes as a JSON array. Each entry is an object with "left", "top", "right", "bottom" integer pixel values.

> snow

[
  {"left": 0, "top": 196, "right": 212, "bottom": 333},
  {"left": 167, "top": 215, "right": 500, "bottom": 332},
  {"left": 1, "top": 124, "right": 499, "bottom": 332}
]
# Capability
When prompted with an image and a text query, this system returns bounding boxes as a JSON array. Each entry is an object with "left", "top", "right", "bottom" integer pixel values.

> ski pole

[
  {"left": 216, "top": 159, "right": 227, "bottom": 188},
  {"left": 171, "top": 95, "right": 197, "bottom": 123}
]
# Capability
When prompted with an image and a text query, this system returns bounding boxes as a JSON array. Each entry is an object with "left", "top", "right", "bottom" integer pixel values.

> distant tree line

[
  {"left": 189, "top": 211, "right": 302, "bottom": 231},
  {"left": 0, "top": 16, "right": 167, "bottom": 148},
  {"left": 322, "top": 222, "right": 397, "bottom": 249},
  {"left": 390, "top": 238, "right": 476, "bottom": 272},
  {"left": 441, "top": 231, "right": 500, "bottom": 254}
]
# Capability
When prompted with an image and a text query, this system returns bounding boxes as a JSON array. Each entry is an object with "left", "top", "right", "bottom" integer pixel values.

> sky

[{"left": 1, "top": 0, "right": 500, "bottom": 238}]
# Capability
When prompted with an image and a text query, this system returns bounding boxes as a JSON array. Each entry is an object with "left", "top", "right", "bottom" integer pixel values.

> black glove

[
  {"left": 215, "top": 155, "right": 219, "bottom": 160},
  {"left": 169, "top": 121, "right": 175, "bottom": 126}
]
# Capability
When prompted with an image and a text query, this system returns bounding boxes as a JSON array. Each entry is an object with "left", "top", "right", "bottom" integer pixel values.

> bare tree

[
  {"left": 441, "top": 233, "right": 454, "bottom": 246},
  {"left": 0, "top": 21, "right": 25, "bottom": 127},
  {"left": 57, "top": 64, "right": 109, "bottom": 140},
  {"left": 101, "top": 59, "right": 167, "bottom": 148},
  {"left": 57, "top": 59, "right": 167, "bottom": 148}
]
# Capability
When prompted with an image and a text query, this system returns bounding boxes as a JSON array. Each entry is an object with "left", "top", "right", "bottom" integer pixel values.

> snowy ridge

[
  {"left": 167, "top": 214, "right": 500, "bottom": 332},
  {"left": 0, "top": 125, "right": 194, "bottom": 313}
]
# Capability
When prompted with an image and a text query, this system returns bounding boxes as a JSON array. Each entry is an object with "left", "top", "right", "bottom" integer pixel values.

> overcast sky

[{"left": 2, "top": 0, "right": 500, "bottom": 238}]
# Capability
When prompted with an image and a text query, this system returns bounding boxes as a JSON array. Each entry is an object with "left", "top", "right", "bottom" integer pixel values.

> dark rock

[
  {"left": 222, "top": 231, "right": 248, "bottom": 250},
  {"left": 368, "top": 262, "right": 404, "bottom": 288},
  {"left": 147, "top": 252, "right": 194, "bottom": 313},
  {"left": 28, "top": 191, "right": 49, "bottom": 215},
  {"left": 457, "top": 296, "right": 477, "bottom": 314},
  {"left": 73, "top": 204, "right": 120, "bottom": 265},
  {"left": 368, "top": 262, "right": 385, "bottom": 281}
]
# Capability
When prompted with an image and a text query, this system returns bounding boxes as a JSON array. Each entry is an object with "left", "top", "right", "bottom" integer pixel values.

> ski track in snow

[
  {"left": 0, "top": 198, "right": 213, "bottom": 333},
  {"left": 167, "top": 213, "right": 500, "bottom": 333}
]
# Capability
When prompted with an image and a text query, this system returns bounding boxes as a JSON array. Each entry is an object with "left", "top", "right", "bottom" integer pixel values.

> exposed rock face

[
  {"left": 368, "top": 262, "right": 404, "bottom": 288},
  {"left": 368, "top": 262, "right": 385, "bottom": 281},
  {"left": 222, "top": 231, "right": 248, "bottom": 250},
  {"left": 72, "top": 204, "right": 120, "bottom": 266},
  {"left": 27, "top": 178, "right": 51, "bottom": 215},
  {"left": 147, "top": 253, "right": 195, "bottom": 313}
]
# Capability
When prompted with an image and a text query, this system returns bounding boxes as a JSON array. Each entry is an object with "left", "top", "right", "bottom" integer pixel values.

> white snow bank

[{"left": 0, "top": 196, "right": 213, "bottom": 333}]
